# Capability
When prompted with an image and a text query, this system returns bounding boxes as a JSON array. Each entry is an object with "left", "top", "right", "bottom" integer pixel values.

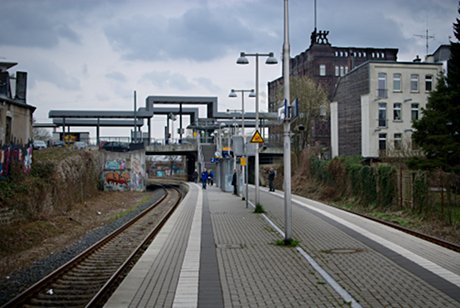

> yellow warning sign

[
  {"left": 250, "top": 130, "right": 264, "bottom": 143},
  {"left": 240, "top": 157, "right": 247, "bottom": 166}
]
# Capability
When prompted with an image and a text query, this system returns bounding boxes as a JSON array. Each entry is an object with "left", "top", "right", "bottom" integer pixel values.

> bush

[
  {"left": 346, "top": 162, "right": 362, "bottom": 197},
  {"left": 377, "top": 164, "right": 396, "bottom": 208},
  {"left": 359, "top": 166, "right": 377, "bottom": 206},
  {"left": 31, "top": 161, "right": 56, "bottom": 178}
]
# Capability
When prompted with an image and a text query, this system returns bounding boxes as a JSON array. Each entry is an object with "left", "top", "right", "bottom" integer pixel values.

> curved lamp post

[{"left": 236, "top": 52, "right": 277, "bottom": 206}]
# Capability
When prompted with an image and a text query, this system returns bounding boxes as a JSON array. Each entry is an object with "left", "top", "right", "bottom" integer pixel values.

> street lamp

[
  {"left": 236, "top": 52, "right": 278, "bottom": 206},
  {"left": 229, "top": 88, "right": 255, "bottom": 207},
  {"left": 282, "top": 0, "right": 292, "bottom": 243}
]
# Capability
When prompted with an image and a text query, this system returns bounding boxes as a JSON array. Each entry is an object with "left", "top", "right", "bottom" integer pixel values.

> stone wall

[{"left": 0, "top": 150, "right": 104, "bottom": 224}]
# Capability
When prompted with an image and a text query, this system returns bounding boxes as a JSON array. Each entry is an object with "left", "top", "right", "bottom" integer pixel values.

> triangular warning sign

[{"left": 250, "top": 130, "right": 264, "bottom": 143}]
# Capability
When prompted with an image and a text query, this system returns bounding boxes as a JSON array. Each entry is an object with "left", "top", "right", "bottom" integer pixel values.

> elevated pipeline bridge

[{"left": 35, "top": 95, "right": 280, "bottom": 145}]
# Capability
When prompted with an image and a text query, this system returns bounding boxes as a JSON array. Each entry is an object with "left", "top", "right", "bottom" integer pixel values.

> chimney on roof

[
  {"left": 0, "top": 72, "right": 11, "bottom": 97},
  {"left": 15, "top": 71, "right": 27, "bottom": 103},
  {"left": 413, "top": 55, "right": 422, "bottom": 62}
]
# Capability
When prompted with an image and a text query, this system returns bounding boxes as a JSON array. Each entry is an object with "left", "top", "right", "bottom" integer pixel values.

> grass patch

[
  {"left": 110, "top": 194, "right": 153, "bottom": 222},
  {"left": 275, "top": 238, "right": 299, "bottom": 247},
  {"left": 32, "top": 147, "right": 79, "bottom": 162},
  {"left": 253, "top": 203, "right": 266, "bottom": 213},
  {"left": 370, "top": 211, "right": 418, "bottom": 228}
]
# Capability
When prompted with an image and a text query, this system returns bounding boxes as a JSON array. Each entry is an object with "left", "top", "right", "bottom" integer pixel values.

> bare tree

[
  {"left": 32, "top": 118, "right": 51, "bottom": 141},
  {"left": 273, "top": 76, "right": 328, "bottom": 154}
]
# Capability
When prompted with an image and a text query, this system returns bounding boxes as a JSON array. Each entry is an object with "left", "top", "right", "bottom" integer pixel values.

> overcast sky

[{"left": 0, "top": 0, "right": 458, "bottom": 139}]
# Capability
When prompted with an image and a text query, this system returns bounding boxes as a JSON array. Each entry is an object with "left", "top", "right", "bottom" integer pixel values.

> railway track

[{"left": 4, "top": 183, "right": 185, "bottom": 307}]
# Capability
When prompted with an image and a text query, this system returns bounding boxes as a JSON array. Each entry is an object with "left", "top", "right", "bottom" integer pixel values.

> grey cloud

[
  {"left": 142, "top": 71, "right": 194, "bottom": 91},
  {"left": 288, "top": 0, "right": 456, "bottom": 55},
  {"left": 0, "top": 1, "right": 82, "bottom": 48},
  {"left": 106, "top": 71, "right": 127, "bottom": 82},
  {"left": 0, "top": 0, "right": 126, "bottom": 48},
  {"left": 104, "top": 4, "right": 280, "bottom": 62},
  {"left": 193, "top": 77, "right": 221, "bottom": 93},
  {"left": 26, "top": 60, "right": 81, "bottom": 91}
]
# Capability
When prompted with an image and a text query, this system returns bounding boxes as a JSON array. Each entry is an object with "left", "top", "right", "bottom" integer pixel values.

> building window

[
  {"left": 411, "top": 74, "right": 419, "bottom": 92},
  {"left": 363, "top": 51, "right": 366, "bottom": 57},
  {"left": 425, "top": 75, "right": 433, "bottom": 92},
  {"left": 393, "top": 103, "right": 402, "bottom": 121},
  {"left": 335, "top": 66, "right": 339, "bottom": 76},
  {"left": 345, "top": 66, "right": 349, "bottom": 74},
  {"left": 393, "top": 73, "right": 401, "bottom": 92},
  {"left": 319, "top": 64, "right": 326, "bottom": 76},
  {"left": 340, "top": 66, "right": 344, "bottom": 76},
  {"left": 394, "top": 133, "right": 402, "bottom": 150},
  {"left": 411, "top": 103, "right": 419, "bottom": 121},
  {"left": 378, "top": 72, "right": 387, "bottom": 98},
  {"left": 378, "top": 103, "right": 387, "bottom": 127},
  {"left": 379, "top": 133, "right": 387, "bottom": 151}
]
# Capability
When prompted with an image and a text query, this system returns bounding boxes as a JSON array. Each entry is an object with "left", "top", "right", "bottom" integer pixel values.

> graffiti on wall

[
  {"left": 0, "top": 144, "right": 33, "bottom": 179},
  {"left": 130, "top": 156, "right": 145, "bottom": 191},
  {"left": 102, "top": 170, "right": 130, "bottom": 191},
  {"left": 102, "top": 153, "right": 145, "bottom": 192},
  {"left": 104, "top": 159, "right": 127, "bottom": 171},
  {"left": 130, "top": 171, "right": 144, "bottom": 191}
]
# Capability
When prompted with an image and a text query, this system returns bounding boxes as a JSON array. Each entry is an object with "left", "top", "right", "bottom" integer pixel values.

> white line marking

[
  {"left": 282, "top": 193, "right": 460, "bottom": 288},
  {"left": 296, "top": 247, "right": 362, "bottom": 308},
  {"left": 173, "top": 184, "right": 202, "bottom": 308},
  {"left": 253, "top": 200, "right": 362, "bottom": 307}
]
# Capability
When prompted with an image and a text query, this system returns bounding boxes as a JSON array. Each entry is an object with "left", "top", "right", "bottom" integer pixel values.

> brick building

[{"left": 267, "top": 29, "right": 398, "bottom": 152}]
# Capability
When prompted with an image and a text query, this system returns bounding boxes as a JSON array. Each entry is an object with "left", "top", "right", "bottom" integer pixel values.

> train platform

[{"left": 105, "top": 182, "right": 460, "bottom": 307}]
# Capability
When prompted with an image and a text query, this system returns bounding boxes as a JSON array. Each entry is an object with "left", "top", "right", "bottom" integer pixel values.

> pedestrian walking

[
  {"left": 231, "top": 169, "right": 238, "bottom": 195},
  {"left": 208, "top": 169, "right": 214, "bottom": 186},
  {"left": 192, "top": 169, "right": 198, "bottom": 183},
  {"left": 268, "top": 167, "right": 276, "bottom": 192},
  {"left": 201, "top": 168, "right": 208, "bottom": 189}
]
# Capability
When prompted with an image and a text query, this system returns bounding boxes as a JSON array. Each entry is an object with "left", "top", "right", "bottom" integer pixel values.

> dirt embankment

[
  {"left": 11, "top": 150, "right": 104, "bottom": 220},
  {"left": 0, "top": 149, "right": 155, "bottom": 277}
]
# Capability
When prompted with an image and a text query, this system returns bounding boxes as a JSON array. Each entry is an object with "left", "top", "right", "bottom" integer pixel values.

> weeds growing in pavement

[
  {"left": 253, "top": 203, "right": 265, "bottom": 213},
  {"left": 275, "top": 238, "right": 299, "bottom": 247}
]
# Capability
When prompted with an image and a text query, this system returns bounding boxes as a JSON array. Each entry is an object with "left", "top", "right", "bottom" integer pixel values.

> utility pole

[
  {"left": 283, "top": 0, "right": 292, "bottom": 244},
  {"left": 133, "top": 90, "right": 137, "bottom": 143}
]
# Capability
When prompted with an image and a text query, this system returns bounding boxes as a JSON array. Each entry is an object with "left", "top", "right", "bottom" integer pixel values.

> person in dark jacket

[
  {"left": 231, "top": 169, "right": 238, "bottom": 195},
  {"left": 208, "top": 169, "right": 214, "bottom": 186},
  {"left": 268, "top": 167, "right": 276, "bottom": 192},
  {"left": 201, "top": 169, "right": 208, "bottom": 189},
  {"left": 192, "top": 169, "right": 198, "bottom": 183}
]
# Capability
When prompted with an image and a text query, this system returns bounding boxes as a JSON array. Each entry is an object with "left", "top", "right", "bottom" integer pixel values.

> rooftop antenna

[
  {"left": 414, "top": 28, "right": 435, "bottom": 56},
  {"left": 314, "top": 0, "right": 317, "bottom": 31}
]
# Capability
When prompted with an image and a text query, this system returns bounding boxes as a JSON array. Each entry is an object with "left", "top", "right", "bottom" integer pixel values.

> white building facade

[{"left": 331, "top": 61, "right": 442, "bottom": 158}]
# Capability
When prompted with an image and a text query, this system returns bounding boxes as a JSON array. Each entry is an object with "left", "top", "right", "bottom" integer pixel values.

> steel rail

[{"left": 4, "top": 184, "right": 185, "bottom": 307}]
